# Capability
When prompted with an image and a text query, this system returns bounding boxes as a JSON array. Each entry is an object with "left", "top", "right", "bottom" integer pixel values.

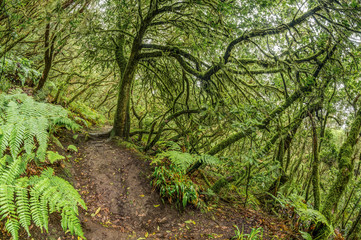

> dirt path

[
  {"left": 26, "top": 132, "right": 298, "bottom": 240},
  {"left": 74, "top": 138, "right": 232, "bottom": 240}
]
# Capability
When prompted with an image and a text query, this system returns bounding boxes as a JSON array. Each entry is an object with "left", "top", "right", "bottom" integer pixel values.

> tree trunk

[
  {"left": 37, "top": 22, "right": 55, "bottom": 91},
  {"left": 346, "top": 207, "right": 361, "bottom": 240},
  {"left": 313, "top": 107, "right": 361, "bottom": 239},
  {"left": 113, "top": 61, "right": 137, "bottom": 139},
  {"left": 112, "top": 5, "right": 157, "bottom": 138},
  {"left": 309, "top": 112, "right": 321, "bottom": 210}
]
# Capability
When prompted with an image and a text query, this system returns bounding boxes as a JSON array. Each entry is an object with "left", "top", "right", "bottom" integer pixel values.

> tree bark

[
  {"left": 36, "top": 22, "right": 55, "bottom": 91},
  {"left": 313, "top": 107, "right": 361, "bottom": 239},
  {"left": 309, "top": 112, "right": 321, "bottom": 211}
]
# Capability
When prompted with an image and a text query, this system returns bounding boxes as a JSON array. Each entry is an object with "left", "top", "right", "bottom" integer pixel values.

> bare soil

[{"left": 22, "top": 131, "right": 299, "bottom": 240}]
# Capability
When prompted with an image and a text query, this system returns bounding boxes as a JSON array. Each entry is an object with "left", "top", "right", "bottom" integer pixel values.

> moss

[
  {"left": 313, "top": 108, "right": 361, "bottom": 239},
  {"left": 211, "top": 178, "right": 229, "bottom": 194}
]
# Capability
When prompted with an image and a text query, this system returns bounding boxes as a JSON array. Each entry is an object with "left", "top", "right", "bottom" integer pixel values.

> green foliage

[
  {"left": 152, "top": 165, "right": 201, "bottom": 209},
  {"left": 153, "top": 150, "right": 221, "bottom": 173},
  {"left": 154, "top": 151, "right": 194, "bottom": 172},
  {"left": 300, "top": 231, "right": 313, "bottom": 240},
  {"left": 275, "top": 193, "right": 333, "bottom": 237},
  {"left": 231, "top": 226, "right": 264, "bottom": 240},
  {"left": 0, "top": 92, "right": 80, "bottom": 161},
  {"left": 69, "top": 101, "right": 106, "bottom": 127},
  {"left": 46, "top": 151, "right": 65, "bottom": 164},
  {"left": 0, "top": 92, "right": 85, "bottom": 238},
  {"left": 67, "top": 145, "right": 78, "bottom": 152},
  {"left": 0, "top": 156, "right": 86, "bottom": 239},
  {"left": 0, "top": 56, "right": 41, "bottom": 87},
  {"left": 151, "top": 150, "right": 221, "bottom": 209},
  {"left": 0, "top": 79, "right": 12, "bottom": 93}
]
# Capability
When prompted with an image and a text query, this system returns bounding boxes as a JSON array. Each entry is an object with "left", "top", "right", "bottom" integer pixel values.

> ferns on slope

[
  {"left": 0, "top": 92, "right": 85, "bottom": 239},
  {"left": 0, "top": 156, "right": 86, "bottom": 239},
  {"left": 0, "top": 93, "right": 80, "bottom": 160}
]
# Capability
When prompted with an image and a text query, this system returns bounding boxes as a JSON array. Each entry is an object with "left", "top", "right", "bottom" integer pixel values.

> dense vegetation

[{"left": 1, "top": 0, "right": 361, "bottom": 239}]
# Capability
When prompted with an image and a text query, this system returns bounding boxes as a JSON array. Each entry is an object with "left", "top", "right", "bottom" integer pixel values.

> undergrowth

[
  {"left": 151, "top": 149, "right": 221, "bottom": 210},
  {"left": 0, "top": 56, "right": 40, "bottom": 89},
  {"left": 0, "top": 92, "right": 80, "bottom": 161},
  {"left": 231, "top": 226, "right": 264, "bottom": 240},
  {"left": 0, "top": 92, "right": 86, "bottom": 239},
  {"left": 68, "top": 101, "right": 106, "bottom": 127}
]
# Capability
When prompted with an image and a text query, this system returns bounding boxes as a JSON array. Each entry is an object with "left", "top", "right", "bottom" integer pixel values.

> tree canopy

[{"left": 1, "top": 0, "right": 361, "bottom": 239}]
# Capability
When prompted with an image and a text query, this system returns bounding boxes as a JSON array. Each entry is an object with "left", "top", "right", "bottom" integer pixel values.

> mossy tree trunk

[
  {"left": 36, "top": 22, "right": 56, "bottom": 91},
  {"left": 347, "top": 207, "right": 361, "bottom": 240},
  {"left": 112, "top": 2, "right": 188, "bottom": 138},
  {"left": 112, "top": 16, "right": 131, "bottom": 139},
  {"left": 112, "top": 7, "right": 151, "bottom": 138},
  {"left": 309, "top": 112, "right": 320, "bottom": 210},
  {"left": 313, "top": 107, "right": 361, "bottom": 239}
]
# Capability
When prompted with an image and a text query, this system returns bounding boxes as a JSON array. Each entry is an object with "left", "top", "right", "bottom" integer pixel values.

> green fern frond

[
  {"left": 0, "top": 93, "right": 85, "bottom": 239},
  {"left": 157, "top": 151, "right": 194, "bottom": 172},
  {"left": 15, "top": 178, "right": 31, "bottom": 235},
  {"left": 61, "top": 206, "right": 84, "bottom": 236},
  {"left": 0, "top": 157, "right": 22, "bottom": 184},
  {"left": 46, "top": 151, "right": 65, "bottom": 164},
  {"left": 0, "top": 185, "right": 16, "bottom": 219},
  {"left": 155, "top": 151, "right": 221, "bottom": 173},
  {"left": 30, "top": 179, "right": 47, "bottom": 229},
  {"left": 197, "top": 154, "right": 220, "bottom": 167},
  {"left": 10, "top": 122, "right": 26, "bottom": 159},
  {"left": 5, "top": 218, "right": 20, "bottom": 240},
  {"left": 0, "top": 93, "right": 81, "bottom": 159},
  {"left": 6, "top": 101, "right": 19, "bottom": 123},
  {"left": 0, "top": 124, "right": 12, "bottom": 157}
]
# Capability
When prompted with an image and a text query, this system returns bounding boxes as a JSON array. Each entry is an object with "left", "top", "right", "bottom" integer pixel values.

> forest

[{"left": 1, "top": 0, "right": 361, "bottom": 239}]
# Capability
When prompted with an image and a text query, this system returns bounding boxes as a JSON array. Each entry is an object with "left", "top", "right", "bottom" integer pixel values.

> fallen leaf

[{"left": 91, "top": 207, "right": 101, "bottom": 217}]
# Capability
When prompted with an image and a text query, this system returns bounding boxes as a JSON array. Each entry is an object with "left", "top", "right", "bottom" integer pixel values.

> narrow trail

[
  {"left": 28, "top": 132, "right": 297, "bottom": 239},
  {"left": 74, "top": 138, "right": 171, "bottom": 239},
  {"left": 72, "top": 137, "right": 242, "bottom": 240}
]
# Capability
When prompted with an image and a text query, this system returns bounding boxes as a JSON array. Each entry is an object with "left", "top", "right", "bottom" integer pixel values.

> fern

[
  {"left": 154, "top": 150, "right": 221, "bottom": 173},
  {"left": 152, "top": 150, "right": 221, "bottom": 209},
  {"left": 0, "top": 93, "right": 85, "bottom": 239},
  {"left": 0, "top": 93, "right": 80, "bottom": 161},
  {"left": 155, "top": 151, "right": 194, "bottom": 172},
  {"left": 196, "top": 154, "right": 220, "bottom": 167},
  {"left": 67, "top": 144, "right": 78, "bottom": 152},
  {"left": 275, "top": 193, "right": 334, "bottom": 237},
  {"left": 46, "top": 151, "right": 65, "bottom": 164},
  {"left": 0, "top": 156, "right": 86, "bottom": 239}
]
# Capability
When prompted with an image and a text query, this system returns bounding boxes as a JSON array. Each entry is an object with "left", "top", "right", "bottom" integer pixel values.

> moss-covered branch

[
  {"left": 206, "top": 43, "right": 337, "bottom": 156},
  {"left": 144, "top": 109, "right": 203, "bottom": 151}
]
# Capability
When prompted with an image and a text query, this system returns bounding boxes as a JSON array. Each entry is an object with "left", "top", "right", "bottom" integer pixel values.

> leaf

[
  {"left": 300, "top": 231, "right": 313, "bottom": 240},
  {"left": 185, "top": 220, "right": 196, "bottom": 225},
  {"left": 91, "top": 207, "right": 101, "bottom": 217},
  {"left": 67, "top": 145, "right": 78, "bottom": 152},
  {"left": 46, "top": 151, "right": 65, "bottom": 164}
]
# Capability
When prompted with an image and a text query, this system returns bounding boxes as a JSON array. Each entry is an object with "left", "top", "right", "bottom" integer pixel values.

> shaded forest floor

[{"left": 23, "top": 129, "right": 299, "bottom": 240}]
